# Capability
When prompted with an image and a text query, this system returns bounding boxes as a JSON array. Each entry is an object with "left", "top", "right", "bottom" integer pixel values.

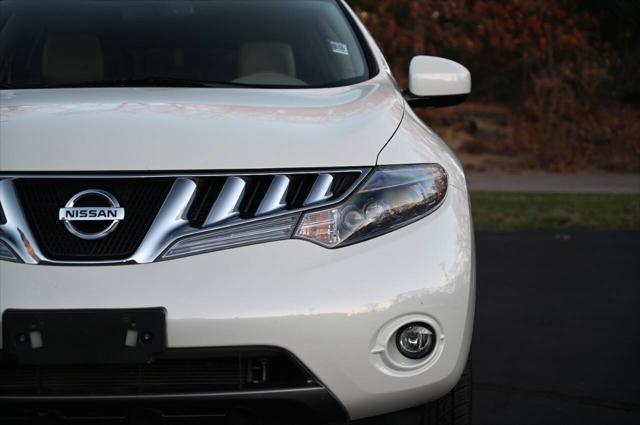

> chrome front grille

[
  {"left": 185, "top": 171, "right": 362, "bottom": 227},
  {"left": 0, "top": 169, "right": 369, "bottom": 265}
]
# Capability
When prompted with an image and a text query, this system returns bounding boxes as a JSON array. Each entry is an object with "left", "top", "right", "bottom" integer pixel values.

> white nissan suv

[{"left": 0, "top": 1, "right": 475, "bottom": 424}]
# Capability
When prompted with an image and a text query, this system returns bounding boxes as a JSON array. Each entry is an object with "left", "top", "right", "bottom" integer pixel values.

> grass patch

[{"left": 471, "top": 192, "right": 640, "bottom": 231}]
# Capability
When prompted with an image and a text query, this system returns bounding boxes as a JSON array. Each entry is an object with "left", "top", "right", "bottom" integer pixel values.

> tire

[
  {"left": 422, "top": 359, "right": 472, "bottom": 425},
  {"left": 351, "top": 359, "right": 472, "bottom": 425}
]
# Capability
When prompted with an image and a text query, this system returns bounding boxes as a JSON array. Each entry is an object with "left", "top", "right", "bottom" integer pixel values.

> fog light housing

[{"left": 396, "top": 323, "right": 436, "bottom": 359}]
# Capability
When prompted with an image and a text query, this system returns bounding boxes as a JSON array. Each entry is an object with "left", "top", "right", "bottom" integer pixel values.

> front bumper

[{"left": 0, "top": 186, "right": 474, "bottom": 419}]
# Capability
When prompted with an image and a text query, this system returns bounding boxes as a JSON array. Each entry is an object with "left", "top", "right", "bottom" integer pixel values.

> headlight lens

[{"left": 294, "top": 164, "right": 447, "bottom": 248}]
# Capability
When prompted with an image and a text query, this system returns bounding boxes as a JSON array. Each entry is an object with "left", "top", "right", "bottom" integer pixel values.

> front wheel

[
  {"left": 422, "top": 359, "right": 472, "bottom": 425},
  {"left": 352, "top": 359, "right": 472, "bottom": 425}
]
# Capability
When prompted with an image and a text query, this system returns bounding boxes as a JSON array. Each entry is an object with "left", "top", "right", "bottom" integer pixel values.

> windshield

[{"left": 0, "top": 0, "right": 371, "bottom": 89}]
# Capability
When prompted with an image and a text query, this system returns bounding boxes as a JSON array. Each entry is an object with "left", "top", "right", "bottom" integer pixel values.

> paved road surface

[
  {"left": 473, "top": 231, "right": 640, "bottom": 425},
  {"left": 466, "top": 172, "right": 640, "bottom": 194}
]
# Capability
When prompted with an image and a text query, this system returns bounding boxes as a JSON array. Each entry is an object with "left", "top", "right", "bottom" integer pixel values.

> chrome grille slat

[
  {"left": 203, "top": 176, "right": 246, "bottom": 226},
  {"left": 0, "top": 168, "right": 369, "bottom": 265},
  {"left": 0, "top": 179, "right": 44, "bottom": 265},
  {"left": 256, "top": 175, "right": 290, "bottom": 216},
  {"left": 304, "top": 174, "right": 334, "bottom": 206},
  {"left": 132, "top": 178, "right": 197, "bottom": 264}
]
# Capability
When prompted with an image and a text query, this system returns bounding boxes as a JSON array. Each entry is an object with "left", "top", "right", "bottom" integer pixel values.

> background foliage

[{"left": 347, "top": 0, "right": 640, "bottom": 172}]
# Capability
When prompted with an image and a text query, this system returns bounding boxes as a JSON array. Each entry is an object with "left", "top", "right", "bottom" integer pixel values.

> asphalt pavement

[{"left": 473, "top": 230, "right": 640, "bottom": 425}]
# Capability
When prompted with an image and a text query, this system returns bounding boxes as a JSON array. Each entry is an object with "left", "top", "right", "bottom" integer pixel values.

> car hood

[{"left": 0, "top": 75, "right": 404, "bottom": 172}]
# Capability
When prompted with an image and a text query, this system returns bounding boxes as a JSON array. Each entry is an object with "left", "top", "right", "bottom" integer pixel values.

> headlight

[{"left": 294, "top": 164, "right": 447, "bottom": 248}]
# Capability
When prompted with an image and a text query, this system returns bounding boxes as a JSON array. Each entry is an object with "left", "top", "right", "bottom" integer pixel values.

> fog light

[{"left": 396, "top": 323, "right": 436, "bottom": 359}]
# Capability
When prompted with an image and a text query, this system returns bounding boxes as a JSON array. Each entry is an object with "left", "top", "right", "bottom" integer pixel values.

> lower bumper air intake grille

[
  {"left": 0, "top": 396, "right": 347, "bottom": 425},
  {"left": 0, "top": 348, "right": 347, "bottom": 424},
  {"left": 0, "top": 348, "right": 317, "bottom": 396}
]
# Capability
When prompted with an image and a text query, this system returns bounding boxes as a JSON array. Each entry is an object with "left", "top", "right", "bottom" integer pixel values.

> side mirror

[{"left": 404, "top": 56, "right": 471, "bottom": 108}]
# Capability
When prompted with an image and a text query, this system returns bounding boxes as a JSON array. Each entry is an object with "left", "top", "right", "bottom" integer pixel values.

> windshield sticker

[{"left": 328, "top": 40, "right": 349, "bottom": 56}]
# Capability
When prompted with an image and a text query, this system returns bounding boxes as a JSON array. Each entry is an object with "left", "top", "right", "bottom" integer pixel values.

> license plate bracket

[{"left": 2, "top": 308, "right": 167, "bottom": 365}]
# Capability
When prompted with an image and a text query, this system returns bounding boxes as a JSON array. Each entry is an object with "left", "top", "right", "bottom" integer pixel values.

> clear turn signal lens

[
  {"left": 295, "top": 164, "right": 447, "bottom": 248},
  {"left": 162, "top": 215, "right": 300, "bottom": 260}
]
